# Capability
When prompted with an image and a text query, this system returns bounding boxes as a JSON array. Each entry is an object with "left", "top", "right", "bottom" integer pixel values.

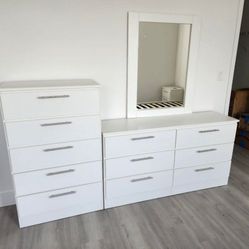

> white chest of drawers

[
  {"left": 102, "top": 112, "right": 238, "bottom": 208},
  {"left": 0, "top": 80, "right": 103, "bottom": 227}
]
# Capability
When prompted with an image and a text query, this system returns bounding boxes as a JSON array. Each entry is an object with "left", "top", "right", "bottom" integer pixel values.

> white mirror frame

[{"left": 127, "top": 12, "right": 201, "bottom": 118}]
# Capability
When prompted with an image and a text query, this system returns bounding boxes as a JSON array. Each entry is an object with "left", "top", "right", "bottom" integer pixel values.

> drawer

[
  {"left": 106, "top": 171, "right": 173, "bottom": 200},
  {"left": 176, "top": 124, "right": 237, "bottom": 149},
  {"left": 104, "top": 130, "right": 176, "bottom": 158},
  {"left": 105, "top": 151, "right": 174, "bottom": 179},
  {"left": 173, "top": 161, "right": 231, "bottom": 194},
  {"left": 175, "top": 143, "right": 234, "bottom": 169},
  {"left": 16, "top": 183, "right": 103, "bottom": 227},
  {"left": 14, "top": 161, "right": 102, "bottom": 196},
  {"left": 10, "top": 139, "right": 101, "bottom": 173},
  {"left": 1, "top": 88, "right": 99, "bottom": 121},
  {"left": 6, "top": 116, "right": 100, "bottom": 148}
]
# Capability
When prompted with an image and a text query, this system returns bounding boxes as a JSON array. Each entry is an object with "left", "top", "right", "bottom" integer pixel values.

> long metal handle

[
  {"left": 43, "top": 146, "right": 74, "bottom": 152},
  {"left": 131, "top": 176, "right": 153, "bottom": 183},
  {"left": 46, "top": 169, "right": 75, "bottom": 176},
  {"left": 131, "top": 136, "right": 155, "bottom": 141},
  {"left": 198, "top": 129, "right": 220, "bottom": 133},
  {"left": 131, "top": 157, "right": 154, "bottom": 162},
  {"left": 49, "top": 191, "right": 76, "bottom": 199},
  {"left": 37, "top": 95, "right": 70, "bottom": 99},
  {"left": 195, "top": 167, "right": 214, "bottom": 172},
  {"left": 197, "top": 148, "right": 217, "bottom": 153},
  {"left": 40, "top": 121, "right": 72, "bottom": 127}
]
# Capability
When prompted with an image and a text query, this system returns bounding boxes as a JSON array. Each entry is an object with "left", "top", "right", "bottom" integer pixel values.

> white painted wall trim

[
  {"left": 224, "top": 0, "right": 245, "bottom": 114},
  {"left": 0, "top": 190, "right": 15, "bottom": 207}
]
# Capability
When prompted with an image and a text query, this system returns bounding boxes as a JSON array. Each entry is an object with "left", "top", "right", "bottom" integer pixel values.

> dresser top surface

[
  {"left": 0, "top": 79, "right": 99, "bottom": 92},
  {"left": 102, "top": 111, "right": 238, "bottom": 136}
]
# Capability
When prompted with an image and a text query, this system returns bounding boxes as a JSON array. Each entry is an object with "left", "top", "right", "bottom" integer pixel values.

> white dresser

[
  {"left": 102, "top": 112, "right": 238, "bottom": 208},
  {"left": 0, "top": 80, "right": 103, "bottom": 227}
]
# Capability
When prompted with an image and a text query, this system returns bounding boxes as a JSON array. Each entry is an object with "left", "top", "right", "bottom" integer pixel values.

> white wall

[
  {"left": 175, "top": 24, "right": 191, "bottom": 89},
  {"left": 0, "top": 0, "right": 243, "bottom": 206},
  {"left": 137, "top": 23, "right": 179, "bottom": 103}
]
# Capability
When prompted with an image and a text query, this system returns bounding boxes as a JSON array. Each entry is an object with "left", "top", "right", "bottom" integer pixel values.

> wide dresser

[{"left": 102, "top": 112, "right": 238, "bottom": 208}]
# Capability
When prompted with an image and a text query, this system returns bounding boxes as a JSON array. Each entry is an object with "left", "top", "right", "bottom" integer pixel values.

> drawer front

[
  {"left": 14, "top": 161, "right": 102, "bottom": 196},
  {"left": 6, "top": 116, "right": 100, "bottom": 148},
  {"left": 173, "top": 161, "right": 231, "bottom": 194},
  {"left": 175, "top": 143, "right": 234, "bottom": 169},
  {"left": 105, "top": 151, "right": 174, "bottom": 179},
  {"left": 16, "top": 183, "right": 103, "bottom": 227},
  {"left": 10, "top": 139, "right": 101, "bottom": 173},
  {"left": 104, "top": 130, "right": 176, "bottom": 159},
  {"left": 106, "top": 171, "right": 173, "bottom": 200},
  {"left": 1, "top": 89, "right": 99, "bottom": 121},
  {"left": 176, "top": 124, "right": 237, "bottom": 149}
]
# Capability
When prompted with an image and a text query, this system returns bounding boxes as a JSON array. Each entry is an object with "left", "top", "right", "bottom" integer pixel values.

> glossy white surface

[
  {"left": 14, "top": 161, "right": 102, "bottom": 196},
  {"left": 172, "top": 161, "right": 231, "bottom": 194},
  {"left": 0, "top": 79, "right": 99, "bottom": 91},
  {"left": 1, "top": 88, "right": 99, "bottom": 121},
  {"left": 102, "top": 111, "right": 238, "bottom": 136},
  {"left": 106, "top": 171, "right": 173, "bottom": 200},
  {"left": 175, "top": 143, "right": 234, "bottom": 169},
  {"left": 17, "top": 183, "right": 103, "bottom": 228},
  {"left": 103, "top": 113, "right": 237, "bottom": 209},
  {"left": 6, "top": 116, "right": 101, "bottom": 148},
  {"left": 105, "top": 151, "right": 174, "bottom": 179},
  {"left": 176, "top": 124, "right": 237, "bottom": 149},
  {"left": 104, "top": 130, "right": 176, "bottom": 158},
  {"left": 10, "top": 139, "right": 102, "bottom": 174},
  {"left": 0, "top": 81, "right": 103, "bottom": 227},
  {"left": 105, "top": 188, "right": 172, "bottom": 209}
]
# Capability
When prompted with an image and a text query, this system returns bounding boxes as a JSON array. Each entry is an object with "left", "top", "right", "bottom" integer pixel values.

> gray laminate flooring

[{"left": 1, "top": 145, "right": 249, "bottom": 249}]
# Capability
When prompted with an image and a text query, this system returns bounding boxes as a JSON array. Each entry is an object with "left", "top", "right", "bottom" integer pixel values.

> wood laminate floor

[{"left": 1, "top": 145, "right": 249, "bottom": 249}]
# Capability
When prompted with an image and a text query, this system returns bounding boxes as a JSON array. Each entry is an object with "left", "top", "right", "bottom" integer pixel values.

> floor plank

[{"left": 1, "top": 145, "right": 249, "bottom": 249}]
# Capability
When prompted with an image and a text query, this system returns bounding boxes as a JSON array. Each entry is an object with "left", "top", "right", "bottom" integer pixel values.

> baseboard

[{"left": 0, "top": 190, "right": 15, "bottom": 207}]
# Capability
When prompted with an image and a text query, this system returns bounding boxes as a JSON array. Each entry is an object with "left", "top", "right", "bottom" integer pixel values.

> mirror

[
  {"left": 127, "top": 12, "right": 200, "bottom": 118},
  {"left": 137, "top": 22, "right": 191, "bottom": 109}
]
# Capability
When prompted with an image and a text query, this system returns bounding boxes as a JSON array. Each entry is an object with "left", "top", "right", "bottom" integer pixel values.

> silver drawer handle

[
  {"left": 46, "top": 169, "right": 75, "bottom": 176},
  {"left": 131, "top": 157, "right": 154, "bottom": 162},
  {"left": 49, "top": 191, "right": 76, "bottom": 199},
  {"left": 43, "top": 146, "right": 74, "bottom": 152},
  {"left": 40, "top": 121, "right": 72, "bottom": 127},
  {"left": 195, "top": 167, "right": 214, "bottom": 172},
  {"left": 37, "top": 95, "right": 70, "bottom": 99},
  {"left": 131, "top": 176, "right": 153, "bottom": 183},
  {"left": 198, "top": 129, "right": 220, "bottom": 133},
  {"left": 197, "top": 148, "right": 217, "bottom": 153},
  {"left": 131, "top": 136, "right": 155, "bottom": 141}
]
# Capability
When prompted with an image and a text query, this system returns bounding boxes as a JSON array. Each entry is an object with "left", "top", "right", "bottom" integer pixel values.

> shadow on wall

[
  {"left": 0, "top": 103, "right": 13, "bottom": 205},
  {"left": 233, "top": 0, "right": 249, "bottom": 90}
]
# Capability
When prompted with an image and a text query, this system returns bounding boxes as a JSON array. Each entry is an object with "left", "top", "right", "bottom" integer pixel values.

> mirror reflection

[{"left": 137, "top": 22, "right": 191, "bottom": 110}]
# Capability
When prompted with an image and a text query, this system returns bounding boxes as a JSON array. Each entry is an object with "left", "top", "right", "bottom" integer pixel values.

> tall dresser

[{"left": 0, "top": 80, "right": 103, "bottom": 227}]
